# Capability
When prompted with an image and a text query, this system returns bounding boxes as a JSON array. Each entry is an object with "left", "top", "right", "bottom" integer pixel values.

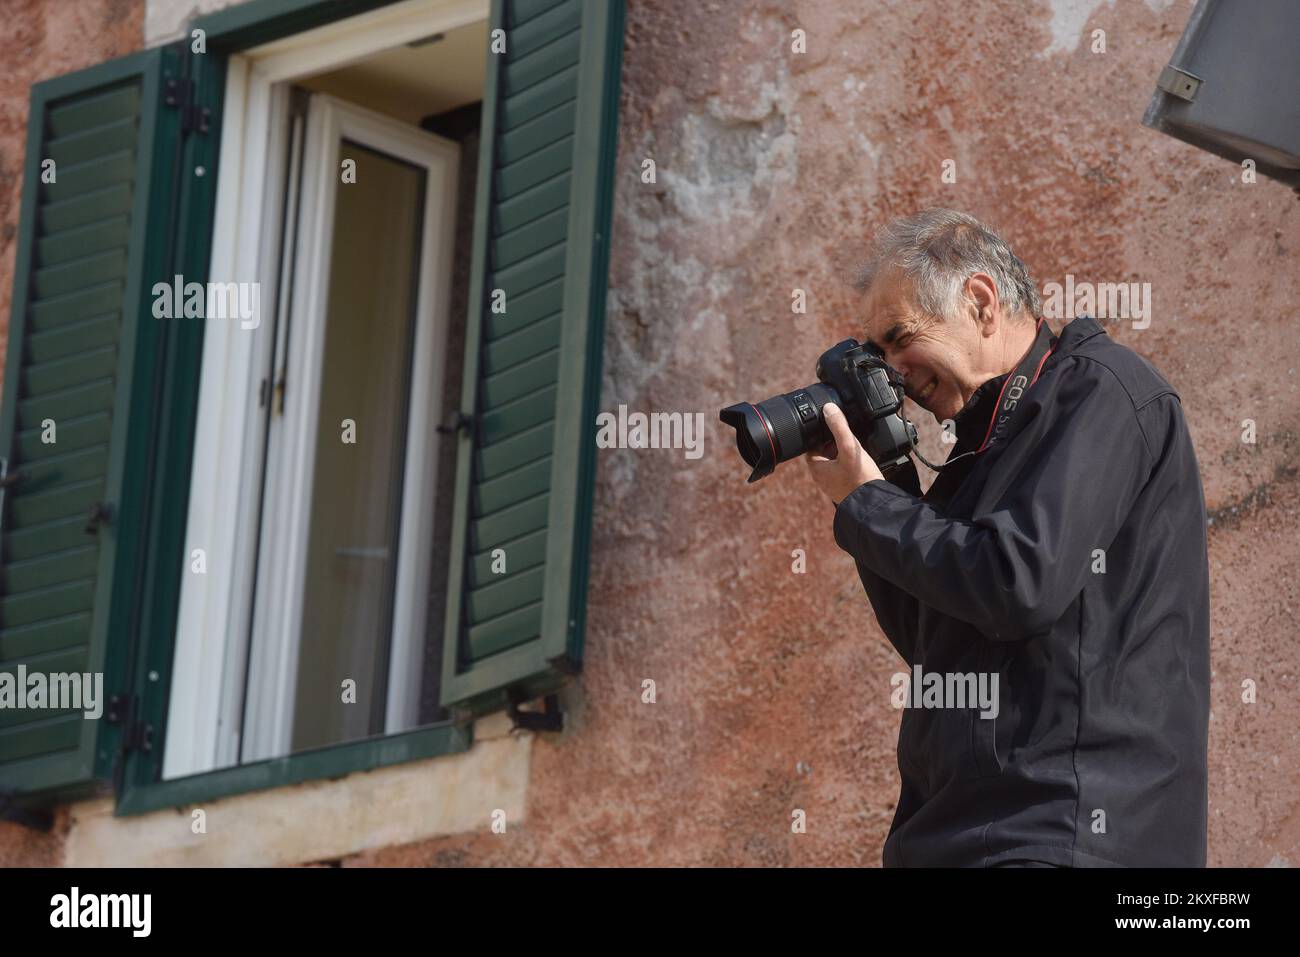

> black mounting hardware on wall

[
  {"left": 506, "top": 691, "right": 563, "bottom": 733},
  {"left": 0, "top": 791, "right": 55, "bottom": 832}
]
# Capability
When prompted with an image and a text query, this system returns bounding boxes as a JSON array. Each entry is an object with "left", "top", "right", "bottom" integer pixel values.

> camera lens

[{"left": 720, "top": 383, "right": 837, "bottom": 482}]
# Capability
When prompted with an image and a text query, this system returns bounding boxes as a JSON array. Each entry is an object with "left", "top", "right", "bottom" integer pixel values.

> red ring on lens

[{"left": 754, "top": 406, "right": 779, "bottom": 464}]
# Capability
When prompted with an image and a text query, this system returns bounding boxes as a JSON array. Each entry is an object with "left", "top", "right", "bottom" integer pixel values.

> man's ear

[{"left": 964, "top": 273, "right": 1000, "bottom": 336}]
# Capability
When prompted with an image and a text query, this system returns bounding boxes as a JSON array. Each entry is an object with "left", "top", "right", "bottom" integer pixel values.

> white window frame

[
  {"left": 243, "top": 93, "right": 460, "bottom": 762},
  {"left": 163, "top": 0, "right": 489, "bottom": 780}
]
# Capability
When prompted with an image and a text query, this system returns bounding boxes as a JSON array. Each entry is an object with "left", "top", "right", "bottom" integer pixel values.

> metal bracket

[
  {"left": 436, "top": 410, "right": 474, "bottom": 435},
  {"left": 105, "top": 693, "right": 130, "bottom": 724},
  {"left": 506, "top": 691, "right": 563, "bottom": 733},
  {"left": 1156, "top": 65, "right": 1203, "bottom": 102},
  {"left": 105, "top": 693, "right": 153, "bottom": 753},
  {"left": 164, "top": 75, "right": 211, "bottom": 134},
  {"left": 84, "top": 501, "right": 112, "bottom": 536},
  {"left": 126, "top": 722, "right": 155, "bottom": 754}
]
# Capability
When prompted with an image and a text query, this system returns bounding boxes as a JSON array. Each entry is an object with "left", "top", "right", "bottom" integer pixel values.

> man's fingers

[{"left": 821, "top": 403, "right": 857, "bottom": 453}]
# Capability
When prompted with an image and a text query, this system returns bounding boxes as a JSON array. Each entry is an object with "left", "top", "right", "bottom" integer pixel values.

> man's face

[{"left": 859, "top": 270, "right": 985, "bottom": 423}]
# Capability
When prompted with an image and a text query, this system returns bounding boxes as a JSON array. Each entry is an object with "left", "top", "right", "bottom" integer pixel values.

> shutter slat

[
  {"left": 29, "top": 281, "right": 124, "bottom": 330},
  {"left": 5, "top": 445, "right": 110, "bottom": 496},
  {"left": 507, "top": 0, "right": 568, "bottom": 28},
  {"left": 0, "top": 611, "right": 91, "bottom": 662},
  {"left": 45, "top": 84, "right": 140, "bottom": 138},
  {"left": 480, "top": 348, "right": 558, "bottom": 408},
  {"left": 498, "top": 99, "right": 576, "bottom": 169},
  {"left": 0, "top": 546, "right": 98, "bottom": 595},
  {"left": 468, "top": 528, "right": 547, "bottom": 588},
  {"left": 23, "top": 346, "right": 118, "bottom": 397},
  {"left": 510, "top": 0, "right": 581, "bottom": 60},
  {"left": 0, "top": 716, "right": 82, "bottom": 763},
  {"left": 16, "top": 414, "right": 112, "bottom": 461},
  {"left": 486, "top": 276, "right": 563, "bottom": 339},
  {"left": 483, "top": 315, "right": 562, "bottom": 375},
  {"left": 39, "top": 182, "right": 133, "bottom": 234},
  {"left": 501, "top": 28, "right": 581, "bottom": 95},
  {"left": 500, "top": 65, "right": 579, "bottom": 131},
  {"left": 32, "top": 250, "right": 129, "bottom": 300},
  {"left": 465, "top": 602, "right": 542, "bottom": 660},
  {"left": 479, "top": 385, "right": 555, "bottom": 443},
  {"left": 3, "top": 515, "right": 93, "bottom": 563},
  {"left": 0, "top": 579, "right": 96, "bottom": 631},
  {"left": 41, "top": 150, "right": 136, "bottom": 205},
  {"left": 470, "top": 492, "right": 549, "bottom": 552},
  {"left": 467, "top": 565, "right": 545, "bottom": 623},
  {"left": 494, "top": 134, "right": 573, "bottom": 199},
  {"left": 473, "top": 455, "right": 551, "bottom": 517},
  {"left": 491, "top": 241, "right": 566, "bottom": 300},
  {"left": 46, "top": 117, "right": 137, "bottom": 168},
  {"left": 8, "top": 476, "right": 104, "bottom": 527},
  {"left": 492, "top": 205, "right": 568, "bottom": 270},
  {"left": 25, "top": 314, "right": 119, "bottom": 364},
  {"left": 493, "top": 173, "right": 569, "bottom": 235},
  {"left": 19, "top": 380, "right": 116, "bottom": 429},
  {"left": 476, "top": 421, "right": 554, "bottom": 478},
  {"left": 37, "top": 216, "right": 132, "bottom": 270}
]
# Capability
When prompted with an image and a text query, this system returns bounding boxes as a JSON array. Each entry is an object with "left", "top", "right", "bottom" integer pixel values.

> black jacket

[{"left": 833, "top": 314, "right": 1211, "bottom": 867}]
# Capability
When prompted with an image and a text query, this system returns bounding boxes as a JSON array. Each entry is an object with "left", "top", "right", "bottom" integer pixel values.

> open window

[
  {"left": 164, "top": 15, "right": 480, "bottom": 779},
  {"left": 0, "top": 0, "right": 624, "bottom": 818}
]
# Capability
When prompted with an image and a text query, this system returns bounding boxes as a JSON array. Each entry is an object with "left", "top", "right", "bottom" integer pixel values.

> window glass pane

[{"left": 290, "top": 140, "right": 426, "bottom": 752}]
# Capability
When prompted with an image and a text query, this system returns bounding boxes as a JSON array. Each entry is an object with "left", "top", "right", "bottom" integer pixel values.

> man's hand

[{"left": 805, "top": 403, "right": 884, "bottom": 504}]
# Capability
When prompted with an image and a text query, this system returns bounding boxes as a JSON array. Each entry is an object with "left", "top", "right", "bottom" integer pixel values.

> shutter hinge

[
  {"left": 106, "top": 693, "right": 154, "bottom": 754},
  {"left": 165, "top": 75, "right": 210, "bottom": 135}
]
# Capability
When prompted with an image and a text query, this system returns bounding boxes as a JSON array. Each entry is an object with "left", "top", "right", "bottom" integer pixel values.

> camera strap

[{"left": 921, "top": 317, "right": 1056, "bottom": 471}]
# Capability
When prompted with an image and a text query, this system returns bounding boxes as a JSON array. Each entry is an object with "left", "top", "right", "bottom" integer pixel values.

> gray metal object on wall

[{"left": 1143, "top": 0, "right": 1300, "bottom": 191}]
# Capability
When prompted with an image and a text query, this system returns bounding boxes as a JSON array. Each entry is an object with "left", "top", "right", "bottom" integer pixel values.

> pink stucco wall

[{"left": 1, "top": 0, "right": 1296, "bottom": 867}]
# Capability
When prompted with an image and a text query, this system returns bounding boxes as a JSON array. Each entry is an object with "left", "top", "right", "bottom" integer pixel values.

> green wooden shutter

[
  {"left": 0, "top": 47, "right": 181, "bottom": 796},
  {"left": 440, "top": 0, "right": 624, "bottom": 719}
]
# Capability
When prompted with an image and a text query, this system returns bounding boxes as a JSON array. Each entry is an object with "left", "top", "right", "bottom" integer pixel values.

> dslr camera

[{"left": 720, "top": 339, "right": 917, "bottom": 483}]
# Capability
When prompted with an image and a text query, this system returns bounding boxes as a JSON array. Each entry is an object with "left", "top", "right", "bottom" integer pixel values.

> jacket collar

[{"left": 946, "top": 314, "right": 1106, "bottom": 451}]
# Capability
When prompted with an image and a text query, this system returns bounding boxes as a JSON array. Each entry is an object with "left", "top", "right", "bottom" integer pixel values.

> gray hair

[{"left": 853, "top": 208, "right": 1040, "bottom": 322}]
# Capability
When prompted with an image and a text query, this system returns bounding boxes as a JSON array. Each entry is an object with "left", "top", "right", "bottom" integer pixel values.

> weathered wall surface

[
  {"left": 1, "top": 0, "right": 1296, "bottom": 867},
  {"left": 363, "top": 0, "right": 1298, "bottom": 867}
]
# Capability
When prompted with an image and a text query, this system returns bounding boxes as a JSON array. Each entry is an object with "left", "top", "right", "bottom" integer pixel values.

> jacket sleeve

[
  {"left": 832, "top": 358, "right": 1153, "bottom": 643},
  {"left": 850, "top": 458, "right": 923, "bottom": 665}
]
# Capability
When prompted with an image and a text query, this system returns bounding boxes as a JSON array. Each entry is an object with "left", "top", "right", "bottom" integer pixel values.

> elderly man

[{"left": 807, "top": 209, "right": 1211, "bottom": 868}]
